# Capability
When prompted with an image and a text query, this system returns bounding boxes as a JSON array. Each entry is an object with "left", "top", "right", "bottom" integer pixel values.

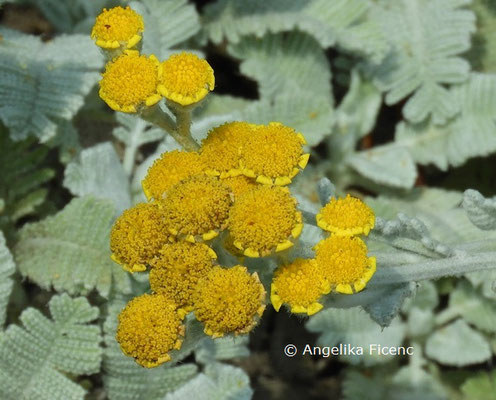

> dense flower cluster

[
  {"left": 270, "top": 195, "right": 376, "bottom": 314},
  {"left": 94, "top": 7, "right": 213, "bottom": 112},
  {"left": 94, "top": 6, "right": 377, "bottom": 367}
]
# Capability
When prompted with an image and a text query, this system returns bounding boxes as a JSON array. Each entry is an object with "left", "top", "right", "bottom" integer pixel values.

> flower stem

[
  {"left": 141, "top": 105, "right": 199, "bottom": 151},
  {"left": 168, "top": 101, "right": 200, "bottom": 152},
  {"left": 369, "top": 251, "right": 496, "bottom": 286}
]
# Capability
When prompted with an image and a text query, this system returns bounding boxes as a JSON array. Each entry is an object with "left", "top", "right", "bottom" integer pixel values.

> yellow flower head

[
  {"left": 239, "top": 122, "right": 309, "bottom": 185},
  {"left": 149, "top": 242, "right": 216, "bottom": 309},
  {"left": 194, "top": 266, "right": 266, "bottom": 337},
  {"left": 160, "top": 175, "right": 233, "bottom": 241},
  {"left": 314, "top": 236, "right": 376, "bottom": 294},
  {"left": 200, "top": 122, "right": 255, "bottom": 177},
  {"left": 91, "top": 6, "right": 144, "bottom": 50},
  {"left": 158, "top": 52, "right": 215, "bottom": 106},
  {"left": 228, "top": 186, "right": 303, "bottom": 257},
  {"left": 142, "top": 151, "right": 205, "bottom": 200},
  {"left": 222, "top": 175, "right": 258, "bottom": 198},
  {"left": 316, "top": 194, "right": 375, "bottom": 236},
  {"left": 99, "top": 50, "right": 161, "bottom": 113},
  {"left": 271, "top": 259, "right": 330, "bottom": 316},
  {"left": 116, "top": 294, "right": 185, "bottom": 368},
  {"left": 110, "top": 202, "right": 171, "bottom": 273}
]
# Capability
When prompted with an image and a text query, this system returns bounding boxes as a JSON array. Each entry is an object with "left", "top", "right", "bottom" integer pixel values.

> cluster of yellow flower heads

[
  {"left": 92, "top": 6, "right": 214, "bottom": 111},
  {"left": 93, "top": 6, "right": 378, "bottom": 368},
  {"left": 271, "top": 195, "right": 377, "bottom": 315}
]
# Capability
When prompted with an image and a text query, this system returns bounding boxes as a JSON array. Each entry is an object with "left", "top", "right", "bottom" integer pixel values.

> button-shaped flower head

[
  {"left": 222, "top": 175, "right": 258, "bottom": 198},
  {"left": 200, "top": 122, "right": 256, "bottom": 177},
  {"left": 314, "top": 236, "right": 376, "bottom": 294},
  {"left": 316, "top": 194, "right": 375, "bottom": 236},
  {"left": 110, "top": 202, "right": 171, "bottom": 272},
  {"left": 194, "top": 266, "right": 266, "bottom": 337},
  {"left": 158, "top": 52, "right": 215, "bottom": 106},
  {"left": 142, "top": 150, "right": 205, "bottom": 200},
  {"left": 228, "top": 186, "right": 303, "bottom": 257},
  {"left": 116, "top": 294, "right": 185, "bottom": 368},
  {"left": 149, "top": 242, "right": 217, "bottom": 310},
  {"left": 99, "top": 50, "right": 161, "bottom": 113},
  {"left": 240, "top": 122, "right": 309, "bottom": 185},
  {"left": 91, "top": 6, "right": 144, "bottom": 50},
  {"left": 160, "top": 175, "right": 233, "bottom": 242},
  {"left": 271, "top": 259, "right": 330, "bottom": 316}
]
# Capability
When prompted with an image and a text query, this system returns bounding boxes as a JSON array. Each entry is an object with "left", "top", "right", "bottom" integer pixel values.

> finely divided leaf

[
  {"left": 130, "top": 0, "right": 200, "bottom": 59},
  {"left": 15, "top": 196, "right": 131, "bottom": 298},
  {"left": 64, "top": 142, "right": 132, "bottom": 215},
  {"left": 228, "top": 31, "right": 332, "bottom": 102},
  {"left": 0, "top": 294, "right": 101, "bottom": 400},
  {"left": 347, "top": 145, "right": 417, "bottom": 189},
  {"left": 165, "top": 363, "right": 253, "bottom": 400},
  {"left": 462, "top": 189, "right": 496, "bottom": 231},
  {"left": 370, "top": 0, "right": 475, "bottom": 124},
  {"left": 0, "top": 28, "right": 102, "bottom": 142}
]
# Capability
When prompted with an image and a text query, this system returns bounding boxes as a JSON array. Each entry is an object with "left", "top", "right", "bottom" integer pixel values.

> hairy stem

[
  {"left": 141, "top": 105, "right": 199, "bottom": 151},
  {"left": 370, "top": 251, "right": 496, "bottom": 286}
]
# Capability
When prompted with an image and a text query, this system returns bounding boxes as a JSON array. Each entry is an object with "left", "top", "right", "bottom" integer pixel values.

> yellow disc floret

[
  {"left": 228, "top": 186, "right": 303, "bottom": 257},
  {"left": 222, "top": 175, "right": 257, "bottom": 198},
  {"left": 271, "top": 259, "right": 330, "bottom": 316},
  {"left": 194, "top": 266, "right": 266, "bottom": 337},
  {"left": 116, "top": 294, "right": 185, "bottom": 368},
  {"left": 316, "top": 194, "right": 375, "bottom": 236},
  {"left": 200, "top": 122, "right": 255, "bottom": 177},
  {"left": 158, "top": 52, "right": 215, "bottom": 106},
  {"left": 142, "top": 151, "right": 205, "bottom": 200},
  {"left": 99, "top": 50, "right": 161, "bottom": 113},
  {"left": 314, "top": 236, "right": 376, "bottom": 294},
  {"left": 149, "top": 242, "right": 216, "bottom": 309},
  {"left": 110, "top": 202, "right": 171, "bottom": 272},
  {"left": 91, "top": 6, "right": 144, "bottom": 49},
  {"left": 160, "top": 175, "right": 233, "bottom": 241},
  {"left": 239, "top": 122, "right": 309, "bottom": 185}
]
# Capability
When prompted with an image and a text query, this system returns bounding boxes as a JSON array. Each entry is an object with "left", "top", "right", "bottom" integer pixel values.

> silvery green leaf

[
  {"left": 389, "top": 363, "right": 447, "bottom": 400},
  {"left": 364, "top": 282, "right": 416, "bottom": 328},
  {"left": 402, "top": 281, "right": 438, "bottom": 311},
  {"left": 0, "top": 28, "right": 102, "bottom": 142},
  {"left": 0, "top": 294, "right": 101, "bottom": 400},
  {"left": 103, "top": 299, "right": 198, "bottom": 400},
  {"left": 15, "top": 196, "right": 131, "bottom": 298},
  {"left": 462, "top": 189, "right": 496, "bottom": 231},
  {"left": 347, "top": 144, "right": 417, "bottom": 189},
  {"left": 406, "top": 307, "right": 435, "bottom": 338},
  {"left": 465, "top": 270, "right": 496, "bottom": 300},
  {"left": 370, "top": 0, "right": 475, "bottom": 124},
  {"left": 195, "top": 336, "right": 249, "bottom": 365},
  {"left": 63, "top": 142, "right": 131, "bottom": 215},
  {"left": 306, "top": 307, "right": 405, "bottom": 366},
  {"left": 130, "top": 0, "right": 200, "bottom": 59},
  {"left": 242, "top": 93, "right": 334, "bottom": 146},
  {"left": 342, "top": 370, "right": 387, "bottom": 400},
  {"left": 445, "top": 280, "right": 496, "bottom": 333},
  {"left": 335, "top": 69, "right": 382, "bottom": 139},
  {"left": 0, "top": 231, "right": 14, "bottom": 326},
  {"left": 425, "top": 319, "right": 491, "bottom": 366},
  {"left": 165, "top": 362, "right": 253, "bottom": 400},
  {"left": 204, "top": 0, "right": 387, "bottom": 61},
  {"left": 395, "top": 74, "right": 496, "bottom": 170},
  {"left": 228, "top": 31, "right": 332, "bottom": 102},
  {"left": 113, "top": 113, "right": 164, "bottom": 149}
]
